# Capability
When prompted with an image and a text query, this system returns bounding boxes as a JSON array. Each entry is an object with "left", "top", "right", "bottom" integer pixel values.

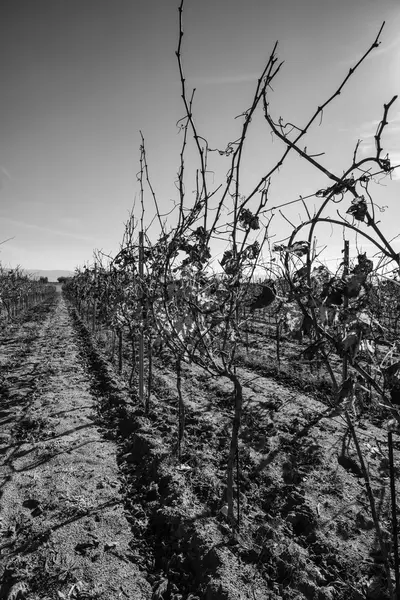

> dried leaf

[
  {"left": 239, "top": 208, "right": 260, "bottom": 231},
  {"left": 220, "top": 250, "right": 237, "bottom": 274},
  {"left": 352, "top": 253, "right": 373, "bottom": 276},
  {"left": 249, "top": 285, "right": 276, "bottom": 312},
  {"left": 346, "top": 196, "right": 368, "bottom": 222},
  {"left": 380, "top": 156, "right": 391, "bottom": 172},
  {"left": 293, "top": 266, "right": 308, "bottom": 283},
  {"left": 284, "top": 303, "right": 303, "bottom": 334},
  {"left": 244, "top": 240, "right": 260, "bottom": 260},
  {"left": 273, "top": 241, "right": 309, "bottom": 257}
]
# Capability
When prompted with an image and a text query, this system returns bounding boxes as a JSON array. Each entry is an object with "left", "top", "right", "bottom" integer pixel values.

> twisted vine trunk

[
  {"left": 118, "top": 328, "right": 123, "bottom": 374},
  {"left": 146, "top": 332, "right": 152, "bottom": 415},
  {"left": 128, "top": 326, "right": 136, "bottom": 388},
  {"left": 345, "top": 412, "right": 394, "bottom": 599},
  {"left": 92, "top": 299, "right": 97, "bottom": 335},
  {"left": 226, "top": 373, "right": 243, "bottom": 524},
  {"left": 176, "top": 358, "right": 185, "bottom": 462}
]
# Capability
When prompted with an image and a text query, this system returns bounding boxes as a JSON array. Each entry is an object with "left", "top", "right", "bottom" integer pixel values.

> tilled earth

[
  {"left": 0, "top": 292, "right": 399, "bottom": 600},
  {"left": 0, "top": 293, "right": 150, "bottom": 600}
]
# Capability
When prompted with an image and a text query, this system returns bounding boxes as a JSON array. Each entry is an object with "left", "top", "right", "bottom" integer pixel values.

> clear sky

[{"left": 0, "top": 0, "right": 399, "bottom": 272}]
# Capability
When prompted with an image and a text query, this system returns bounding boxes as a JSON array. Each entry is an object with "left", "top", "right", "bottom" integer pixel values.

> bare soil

[
  {"left": 0, "top": 293, "right": 151, "bottom": 600},
  {"left": 0, "top": 293, "right": 398, "bottom": 599}
]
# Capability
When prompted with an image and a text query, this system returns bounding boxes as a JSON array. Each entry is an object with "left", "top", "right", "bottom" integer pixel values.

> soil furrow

[
  {"left": 0, "top": 292, "right": 151, "bottom": 600},
  {"left": 1, "top": 291, "right": 398, "bottom": 600}
]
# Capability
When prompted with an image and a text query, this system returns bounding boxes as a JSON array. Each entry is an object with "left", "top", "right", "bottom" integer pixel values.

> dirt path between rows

[{"left": 0, "top": 292, "right": 151, "bottom": 600}]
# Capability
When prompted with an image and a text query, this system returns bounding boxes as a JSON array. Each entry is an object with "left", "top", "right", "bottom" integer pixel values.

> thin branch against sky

[{"left": 0, "top": 0, "right": 398, "bottom": 269}]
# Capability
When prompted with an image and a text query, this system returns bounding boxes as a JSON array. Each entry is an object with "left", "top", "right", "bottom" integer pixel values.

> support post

[
  {"left": 342, "top": 240, "right": 349, "bottom": 382},
  {"left": 389, "top": 431, "right": 400, "bottom": 599},
  {"left": 138, "top": 231, "right": 145, "bottom": 406}
]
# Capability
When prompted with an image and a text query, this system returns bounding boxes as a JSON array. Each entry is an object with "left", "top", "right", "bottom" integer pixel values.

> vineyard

[
  {"left": 1, "top": 1, "right": 400, "bottom": 599},
  {"left": 58, "top": 246, "right": 400, "bottom": 600},
  {"left": 0, "top": 269, "right": 56, "bottom": 322}
]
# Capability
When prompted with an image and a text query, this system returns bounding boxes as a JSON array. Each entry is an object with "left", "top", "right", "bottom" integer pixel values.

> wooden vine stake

[
  {"left": 388, "top": 430, "right": 400, "bottom": 599},
  {"left": 346, "top": 413, "right": 394, "bottom": 599},
  {"left": 118, "top": 329, "right": 123, "bottom": 374},
  {"left": 92, "top": 262, "right": 97, "bottom": 336},
  {"left": 146, "top": 332, "right": 152, "bottom": 415},
  {"left": 138, "top": 230, "right": 145, "bottom": 406},
  {"left": 236, "top": 445, "right": 240, "bottom": 527},
  {"left": 276, "top": 319, "right": 281, "bottom": 373},
  {"left": 342, "top": 239, "right": 349, "bottom": 382},
  {"left": 176, "top": 358, "right": 185, "bottom": 463}
]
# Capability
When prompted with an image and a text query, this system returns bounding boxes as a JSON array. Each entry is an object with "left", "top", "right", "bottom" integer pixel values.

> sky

[{"left": 0, "top": 0, "right": 399, "bottom": 273}]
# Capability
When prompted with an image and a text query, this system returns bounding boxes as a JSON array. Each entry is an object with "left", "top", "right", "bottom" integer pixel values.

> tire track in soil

[{"left": 0, "top": 292, "right": 151, "bottom": 600}]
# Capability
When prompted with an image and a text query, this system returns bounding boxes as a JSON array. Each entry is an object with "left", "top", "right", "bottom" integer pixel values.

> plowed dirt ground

[
  {"left": 0, "top": 291, "right": 150, "bottom": 600},
  {"left": 0, "top": 291, "right": 398, "bottom": 600}
]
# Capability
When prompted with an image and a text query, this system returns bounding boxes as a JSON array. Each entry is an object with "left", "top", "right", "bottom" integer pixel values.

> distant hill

[{"left": 26, "top": 269, "right": 74, "bottom": 282}]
